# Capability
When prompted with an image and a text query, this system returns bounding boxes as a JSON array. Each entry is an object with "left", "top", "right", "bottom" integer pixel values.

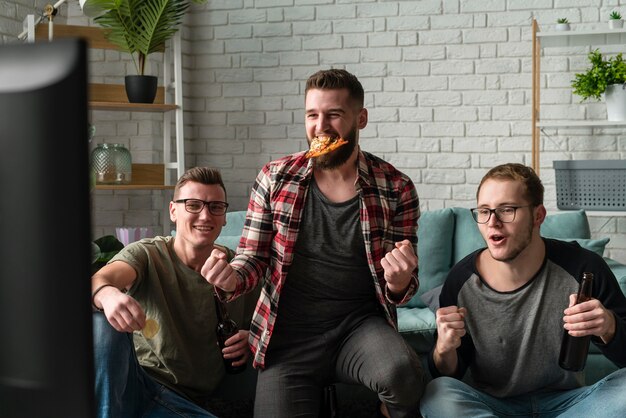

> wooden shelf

[
  {"left": 94, "top": 164, "right": 174, "bottom": 190},
  {"left": 35, "top": 24, "right": 163, "bottom": 51},
  {"left": 88, "top": 83, "right": 176, "bottom": 112}
]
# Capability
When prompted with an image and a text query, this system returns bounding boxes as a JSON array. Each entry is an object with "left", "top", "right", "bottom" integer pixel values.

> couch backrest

[{"left": 214, "top": 211, "right": 246, "bottom": 251}]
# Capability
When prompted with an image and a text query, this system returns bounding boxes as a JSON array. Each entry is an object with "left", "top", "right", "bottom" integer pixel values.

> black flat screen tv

[{"left": 0, "top": 38, "right": 94, "bottom": 418}]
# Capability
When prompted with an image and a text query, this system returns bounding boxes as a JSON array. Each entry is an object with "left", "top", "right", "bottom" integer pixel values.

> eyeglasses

[
  {"left": 174, "top": 199, "right": 229, "bottom": 215},
  {"left": 470, "top": 205, "right": 531, "bottom": 224}
]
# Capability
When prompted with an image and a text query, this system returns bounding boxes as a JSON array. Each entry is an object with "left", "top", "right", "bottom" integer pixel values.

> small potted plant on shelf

[
  {"left": 609, "top": 10, "right": 624, "bottom": 29},
  {"left": 87, "top": 0, "right": 207, "bottom": 103},
  {"left": 571, "top": 49, "right": 626, "bottom": 121},
  {"left": 556, "top": 18, "right": 570, "bottom": 31}
]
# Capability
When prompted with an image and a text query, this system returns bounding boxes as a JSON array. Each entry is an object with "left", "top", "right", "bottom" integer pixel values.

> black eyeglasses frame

[
  {"left": 174, "top": 199, "right": 229, "bottom": 215},
  {"left": 469, "top": 205, "right": 532, "bottom": 224}
]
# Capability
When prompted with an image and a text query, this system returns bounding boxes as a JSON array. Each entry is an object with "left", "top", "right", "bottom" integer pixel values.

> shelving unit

[
  {"left": 532, "top": 20, "right": 626, "bottom": 215},
  {"left": 531, "top": 20, "right": 626, "bottom": 174},
  {"left": 28, "top": 23, "right": 184, "bottom": 190}
]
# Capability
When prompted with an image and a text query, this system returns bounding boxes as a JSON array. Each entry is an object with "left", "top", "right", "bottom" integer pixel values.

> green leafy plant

[
  {"left": 610, "top": 11, "right": 622, "bottom": 20},
  {"left": 89, "top": 0, "right": 206, "bottom": 76},
  {"left": 571, "top": 49, "right": 626, "bottom": 101},
  {"left": 557, "top": 18, "right": 569, "bottom": 24},
  {"left": 91, "top": 235, "right": 124, "bottom": 274}
]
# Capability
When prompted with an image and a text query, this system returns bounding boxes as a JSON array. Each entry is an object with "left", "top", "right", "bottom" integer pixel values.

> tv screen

[{"left": 0, "top": 39, "right": 94, "bottom": 417}]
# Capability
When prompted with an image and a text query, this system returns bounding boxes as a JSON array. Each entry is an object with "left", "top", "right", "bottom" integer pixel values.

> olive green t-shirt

[{"left": 110, "top": 236, "right": 252, "bottom": 404}]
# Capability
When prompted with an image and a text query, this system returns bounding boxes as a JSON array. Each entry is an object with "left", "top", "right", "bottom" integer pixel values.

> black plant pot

[{"left": 124, "top": 75, "right": 158, "bottom": 104}]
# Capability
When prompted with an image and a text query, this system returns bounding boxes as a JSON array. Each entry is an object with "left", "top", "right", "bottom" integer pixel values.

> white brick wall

[{"left": 3, "top": 1, "right": 626, "bottom": 262}]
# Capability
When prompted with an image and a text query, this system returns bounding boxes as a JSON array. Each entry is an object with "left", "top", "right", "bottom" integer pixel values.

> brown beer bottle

[
  {"left": 558, "top": 272, "right": 594, "bottom": 371},
  {"left": 214, "top": 292, "right": 246, "bottom": 374}
]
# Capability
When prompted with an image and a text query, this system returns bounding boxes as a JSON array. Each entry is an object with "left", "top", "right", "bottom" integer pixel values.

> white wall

[
  {"left": 2, "top": 1, "right": 626, "bottom": 263},
  {"left": 180, "top": 0, "right": 626, "bottom": 263}
]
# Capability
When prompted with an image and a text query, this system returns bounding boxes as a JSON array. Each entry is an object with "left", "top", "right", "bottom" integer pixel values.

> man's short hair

[
  {"left": 477, "top": 163, "right": 544, "bottom": 206},
  {"left": 174, "top": 167, "right": 226, "bottom": 200},
  {"left": 305, "top": 68, "right": 364, "bottom": 109}
]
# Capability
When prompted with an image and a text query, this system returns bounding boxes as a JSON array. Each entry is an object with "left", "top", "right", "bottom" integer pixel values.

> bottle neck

[
  {"left": 213, "top": 291, "right": 230, "bottom": 322},
  {"left": 577, "top": 273, "right": 593, "bottom": 303}
]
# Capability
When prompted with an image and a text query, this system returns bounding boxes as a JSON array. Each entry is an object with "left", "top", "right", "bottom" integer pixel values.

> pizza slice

[{"left": 304, "top": 136, "right": 348, "bottom": 158}]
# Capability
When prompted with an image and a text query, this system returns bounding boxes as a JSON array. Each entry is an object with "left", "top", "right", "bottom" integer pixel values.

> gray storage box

[{"left": 553, "top": 160, "right": 626, "bottom": 211}]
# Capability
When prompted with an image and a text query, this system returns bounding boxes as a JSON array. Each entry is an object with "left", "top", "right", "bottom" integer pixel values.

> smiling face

[
  {"left": 304, "top": 88, "right": 367, "bottom": 169},
  {"left": 476, "top": 179, "right": 543, "bottom": 263},
  {"left": 169, "top": 181, "right": 226, "bottom": 252}
]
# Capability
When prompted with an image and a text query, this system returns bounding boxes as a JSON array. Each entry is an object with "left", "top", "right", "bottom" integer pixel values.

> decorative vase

[
  {"left": 91, "top": 143, "right": 132, "bottom": 184},
  {"left": 555, "top": 23, "right": 570, "bottom": 31},
  {"left": 609, "top": 19, "right": 624, "bottom": 29},
  {"left": 124, "top": 75, "right": 158, "bottom": 104},
  {"left": 605, "top": 84, "right": 626, "bottom": 121}
]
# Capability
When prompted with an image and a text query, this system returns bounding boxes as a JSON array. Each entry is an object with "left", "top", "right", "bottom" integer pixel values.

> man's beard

[
  {"left": 309, "top": 128, "right": 357, "bottom": 170},
  {"left": 488, "top": 217, "right": 534, "bottom": 263}
]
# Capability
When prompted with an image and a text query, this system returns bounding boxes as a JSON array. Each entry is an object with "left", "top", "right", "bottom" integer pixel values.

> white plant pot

[
  {"left": 609, "top": 19, "right": 624, "bottom": 29},
  {"left": 555, "top": 23, "right": 570, "bottom": 31},
  {"left": 605, "top": 84, "right": 626, "bottom": 121}
]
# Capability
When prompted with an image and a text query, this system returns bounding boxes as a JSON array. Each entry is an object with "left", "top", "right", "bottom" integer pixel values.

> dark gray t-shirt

[{"left": 276, "top": 179, "right": 379, "bottom": 332}]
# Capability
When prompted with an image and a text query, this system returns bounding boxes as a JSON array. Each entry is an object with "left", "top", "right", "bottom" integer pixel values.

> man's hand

[
  {"left": 563, "top": 295, "right": 616, "bottom": 344},
  {"left": 222, "top": 330, "right": 250, "bottom": 367},
  {"left": 433, "top": 306, "right": 467, "bottom": 375},
  {"left": 435, "top": 306, "right": 467, "bottom": 354},
  {"left": 98, "top": 286, "right": 147, "bottom": 333},
  {"left": 381, "top": 240, "right": 418, "bottom": 297},
  {"left": 201, "top": 248, "right": 238, "bottom": 293}
]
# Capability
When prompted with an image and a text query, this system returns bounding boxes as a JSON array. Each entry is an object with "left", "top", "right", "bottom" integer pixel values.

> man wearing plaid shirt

[{"left": 203, "top": 69, "right": 425, "bottom": 418}]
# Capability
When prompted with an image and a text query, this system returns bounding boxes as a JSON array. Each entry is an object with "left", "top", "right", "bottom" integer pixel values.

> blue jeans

[
  {"left": 420, "top": 368, "right": 626, "bottom": 418},
  {"left": 93, "top": 312, "right": 217, "bottom": 418}
]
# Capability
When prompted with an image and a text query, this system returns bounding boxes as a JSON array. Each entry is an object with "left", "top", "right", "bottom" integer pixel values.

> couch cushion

[
  {"left": 215, "top": 211, "right": 246, "bottom": 251},
  {"left": 408, "top": 208, "right": 455, "bottom": 308},
  {"left": 562, "top": 237, "right": 610, "bottom": 257},
  {"left": 452, "top": 208, "right": 485, "bottom": 264},
  {"left": 540, "top": 210, "right": 591, "bottom": 239},
  {"left": 397, "top": 307, "right": 436, "bottom": 354}
]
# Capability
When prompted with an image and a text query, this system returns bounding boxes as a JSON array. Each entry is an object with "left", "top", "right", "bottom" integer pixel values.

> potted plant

[
  {"left": 571, "top": 49, "right": 626, "bottom": 121},
  {"left": 556, "top": 18, "right": 570, "bottom": 31},
  {"left": 88, "top": 0, "right": 206, "bottom": 103},
  {"left": 609, "top": 10, "right": 624, "bottom": 29},
  {"left": 91, "top": 235, "right": 124, "bottom": 274}
]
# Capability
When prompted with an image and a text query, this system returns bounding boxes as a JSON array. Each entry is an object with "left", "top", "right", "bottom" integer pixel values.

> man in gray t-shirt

[{"left": 421, "top": 163, "right": 626, "bottom": 418}]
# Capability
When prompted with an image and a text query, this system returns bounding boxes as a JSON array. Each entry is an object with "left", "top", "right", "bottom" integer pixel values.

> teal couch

[{"left": 216, "top": 208, "right": 626, "bottom": 391}]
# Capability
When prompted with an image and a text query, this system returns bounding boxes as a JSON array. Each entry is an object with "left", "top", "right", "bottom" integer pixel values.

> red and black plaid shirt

[{"left": 230, "top": 149, "right": 420, "bottom": 369}]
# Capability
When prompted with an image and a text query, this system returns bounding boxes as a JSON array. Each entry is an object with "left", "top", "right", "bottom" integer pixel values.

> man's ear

[
  {"left": 358, "top": 108, "right": 368, "bottom": 129},
  {"left": 169, "top": 201, "right": 177, "bottom": 223},
  {"left": 534, "top": 204, "right": 547, "bottom": 226}
]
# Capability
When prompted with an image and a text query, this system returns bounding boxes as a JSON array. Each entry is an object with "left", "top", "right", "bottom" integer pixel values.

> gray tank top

[{"left": 276, "top": 179, "right": 379, "bottom": 333}]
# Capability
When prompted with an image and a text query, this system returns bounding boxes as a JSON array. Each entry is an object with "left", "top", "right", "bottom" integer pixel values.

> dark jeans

[{"left": 254, "top": 314, "right": 425, "bottom": 418}]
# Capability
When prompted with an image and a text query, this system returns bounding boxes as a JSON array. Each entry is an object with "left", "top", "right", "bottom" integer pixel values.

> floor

[{"left": 205, "top": 399, "right": 381, "bottom": 417}]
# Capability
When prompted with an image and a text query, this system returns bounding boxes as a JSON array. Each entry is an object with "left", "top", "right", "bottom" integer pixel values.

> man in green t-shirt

[{"left": 91, "top": 167, "right": 255, "bottom": 418}]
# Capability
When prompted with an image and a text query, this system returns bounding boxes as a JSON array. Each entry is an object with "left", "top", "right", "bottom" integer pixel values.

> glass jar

[{"left": 91, "top": 143, "right": 132, "bottom": 185}]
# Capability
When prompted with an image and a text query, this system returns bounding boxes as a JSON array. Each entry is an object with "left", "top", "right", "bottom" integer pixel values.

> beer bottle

[
  {"left": 558, "top": 272, "right": 593, "bottom": 371},
  {"left": 214, "top": 292, "right": 246, "bottom": 374}
]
